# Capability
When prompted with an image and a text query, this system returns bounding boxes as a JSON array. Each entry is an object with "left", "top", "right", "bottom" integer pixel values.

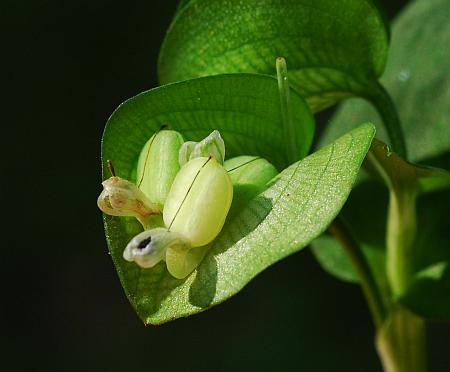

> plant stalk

[
  {"left": 329, "top": 218, "right": 386, "bottom": 328},
  {"left": 331, "top": 186, "right": 428, "bottom": 372},
  {"left": 276, "top": 57, "right": 299, "bottom": 164},
  {"left": 365, "top": 82, "right": 407, "bottom": 159},
  {"left": 386, "top": 187, "right": 418, "bottom": 296},
  {"left": 376, "top": 307, "right": 427, "bottom": 372},
  {"left": 379, "top": 181, "right": 427, "bottom": 372}
]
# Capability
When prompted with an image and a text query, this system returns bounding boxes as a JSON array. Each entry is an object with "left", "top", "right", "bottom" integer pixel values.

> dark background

[{"left": 4, "top": 1, "right": 449, "bottom": 371}]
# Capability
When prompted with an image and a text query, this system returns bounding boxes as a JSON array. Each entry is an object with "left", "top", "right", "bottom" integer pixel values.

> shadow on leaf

[{"left": 189, "top": 192, "right": 273, "bottom": 308}]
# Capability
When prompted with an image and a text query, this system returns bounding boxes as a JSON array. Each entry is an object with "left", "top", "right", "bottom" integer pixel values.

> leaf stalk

[
  {"left": 276, "top": 57, "right": 299, "bottom": 164},
  {"left": 329, "top": 218, "right": 386, "bottom": 328},
  {"left": 365, "top": 82, "right": 407, "bottom": 159},
  {"left": 376, "top": 307, "right": 427, "bottom": 372}
]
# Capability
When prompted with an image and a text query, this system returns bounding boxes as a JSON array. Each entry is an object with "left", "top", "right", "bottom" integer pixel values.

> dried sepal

[{"left": 97, "top": 176, "right": 159, "bottom": 228}]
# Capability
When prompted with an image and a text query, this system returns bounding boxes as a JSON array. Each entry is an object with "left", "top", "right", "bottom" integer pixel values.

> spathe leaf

[
  {"left": 102, "top": 120, "right": 375, "bottom": 324},
  {"left": 102, "top": 73, "right": 314, "bottom": 173}
]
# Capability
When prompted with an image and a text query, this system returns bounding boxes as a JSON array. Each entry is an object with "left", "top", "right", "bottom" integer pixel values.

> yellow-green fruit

[
  {"left": 166, "top": 244, "right": 209, "bottom": 279},
  {"left": 224, "top": 156, "right": 278, "bottom": 187},
  {"left": 163, "top": 157, "right": 233, "bottom": 247},
  {"left": 136, "top": 130, "right": 184, "bottom": 211},
  {"left": 224, "top": 156, "right": 278, "bottom": 219}
]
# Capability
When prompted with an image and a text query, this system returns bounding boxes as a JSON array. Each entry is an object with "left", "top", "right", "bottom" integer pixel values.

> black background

[{"left": 3, "top": 1, "right": 449, "bottom": 371}]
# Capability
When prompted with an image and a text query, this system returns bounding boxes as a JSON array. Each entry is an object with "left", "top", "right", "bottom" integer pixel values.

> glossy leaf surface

[
  {"left": 159, "top": 0, "right": 389, "bottom": 112},
  {"left": 102, "top": 74, "right": 314, "bottom": 174},
  {"left": 319, "top": 0, "right": 450, "bottom": 167}
]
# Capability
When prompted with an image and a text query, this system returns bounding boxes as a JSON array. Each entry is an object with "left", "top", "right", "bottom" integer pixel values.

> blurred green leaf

[
  {"left": 366, "top": 138, "right": 450, "bottom": 304},
  {"left": 319, "top": 0, "right": 450, "bottom": 168},
  {"left": 102, "top": 84, "right": 374, "bottom": 323},
  {"left": 399, "top": 262, "right": 450, "bottom": 320},
  {"left": 312, "top": 185, "right": 450, "bottom": 284},
  {"left": 175, "top": 0, "right": 192, "bottom": 14},
  {"left": 414, "top": 191, "right": 450, "bottom": 271},
  {"left": 398, "top": 189, "right": 450, "bottom": 319},
  {"left": 312, "top": 0, "right": 450, "bottom": 314},
  {"left": 159, "top": 0, "right": 389, "bottom": 112},
  {"left": 312, "top": 139, "right": 450, "bottom": 300},
  {"left": 365, "top": 139, "right": 450, "bottom": 195},
  {"left": 311, "top": 180, "right": 389, "bottom": 293},
  {"left": 312, "top": 235, "right": 385, "bottom": 284}
]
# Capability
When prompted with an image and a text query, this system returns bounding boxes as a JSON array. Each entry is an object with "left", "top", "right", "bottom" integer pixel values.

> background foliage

[{"left": 4, "top": 0, "right": 449, "bottom": 371}]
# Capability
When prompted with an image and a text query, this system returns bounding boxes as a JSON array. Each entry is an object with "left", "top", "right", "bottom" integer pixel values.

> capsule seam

[{"left": 167, "top": 156, "right": 212, "bottom": 231}]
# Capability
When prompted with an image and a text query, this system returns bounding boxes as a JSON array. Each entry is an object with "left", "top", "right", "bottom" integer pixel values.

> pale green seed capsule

[
  {"left": 123, "top": 131, "right": 233, "bottom": 278},
  {"left": 224, "top": 156, "right": 278, "bottom": 219},
  {"left": 165, "top": 244, "right": 209, "bottom": 279},
  {"left": 163, "top": 156, "right": 233, "bottom": 247},
  {"left": 225, "top": 156, "right": 278, "bottom": 187},
  {"left": 136, "top": 129, "right": 184, "bottom": 211}
]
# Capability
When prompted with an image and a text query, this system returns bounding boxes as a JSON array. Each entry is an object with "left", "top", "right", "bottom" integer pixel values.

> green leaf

[
  {"left": 102, "top": 122, "right": 375, "bottom": 324},
  {"left": 368, "top": 0, "right": 390, "bottom": 37},
  {"left": 366, "top": 138, "right": 450, "bottom": 299},
  {"left": 319, "top": 0, "right": 450, "bottom": 168},
  {"left": 399, "top": 262, "right": 450, "bottom": 320},
  {"left": 397, "top": 189, "right": 450, "bottom": 319},
  {"left": 311, "top": 180, "right": 388, "bottom": 292},
  {"left": 103, "top": 74, "right": 314, "bottom": 174},
  {"left": 313, "top": 0, "right": 450, "bottom": 313},
  {"left": 311, "top": 138, "right": 450, "bottom": 284},
  {"left": 175, "top": 0, "right": 192, "bottom": 15},
  {"left": 359, "top": 139, "right": 450, "bottom": 300},
  {"left": 311, "top": 163, "right": 450, "bottom": 319},
  {"left": 311, "top": 235, "right": 384, "bottom": 283},
  {"left": 366, "top": 139, "right": 450, "bottom": 195},
  {"left": 414, "top": 191, "right": 450, "bottom": 271},
  {"left": 158, "top": 0, "right": 389, "bottom": 112}
]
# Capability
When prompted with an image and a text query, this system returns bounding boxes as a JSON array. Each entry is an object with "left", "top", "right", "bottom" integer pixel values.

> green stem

[
  {"left": 376, "top": 307, "right": 427, "bottom": 372},
  {"left": 380, "top": 175, "right": 426, "bottom": 372},
  {"left": 386, "top": 187, "right": 418, "bottom": 296},
  {"left": 330, "top": 218, "right": 386, "bottom": 328},
  {"left": 365, "top": 82, "right": 407, "bottom": 159},
  {"left": 276, "top": 57, "right": 298, "bottom": 164},
  {"left": 364, "top": 145, "right": 418, "bottom": 297}
]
